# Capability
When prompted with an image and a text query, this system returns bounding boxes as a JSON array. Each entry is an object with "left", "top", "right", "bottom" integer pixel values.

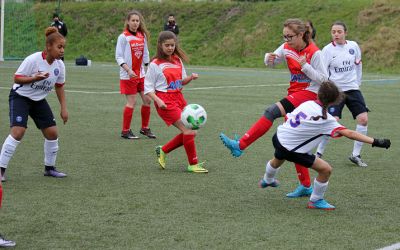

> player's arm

[
  {"left": 55, "top": 84, "right": 68, "bottom": 124},
  {"left": 182, "top": 73, "right": 198, "bottom": 85},
  {"left": 264, "top": 44, "right": 284, "bottom": 67},
  {"left": 14, "top": 72, "right": 49, "bottom": 84},
  {"left": 301, "top": 50, "right": 328, "bottom": 84},
  {"left": 337, "top": 129, "right": 390, "bottom": 148},
  {"left": 354, "top": 42, "right": 362, "bottom": 86}
]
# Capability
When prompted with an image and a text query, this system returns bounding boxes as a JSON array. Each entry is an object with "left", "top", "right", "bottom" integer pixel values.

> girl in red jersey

[
  {"left": 0, "top": 27, "right": 68, "bottom": 180},
  {"left": 220, "top": 19, "right": 328, "bottom": 196},
  {"left": 144, "top": 31, "right": 208, "bottom": 173},
  {"left": 116, "top": 10, "right": 156, "bottom": 139}
]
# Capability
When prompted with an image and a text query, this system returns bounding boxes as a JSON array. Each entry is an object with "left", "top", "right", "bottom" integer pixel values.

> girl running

[{"left": 144, "top": 31, "right": 207, "bottom": 173}]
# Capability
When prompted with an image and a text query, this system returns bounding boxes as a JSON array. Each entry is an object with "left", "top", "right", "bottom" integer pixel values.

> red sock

[
  {"left": 0, "top": 184, "right": 3, "bottom": 208},
  {"left": 162, "top": 133, "right": 183, "bottom": 154},
  {"left": 295, "top": 163, "right": 311, "bottom": 187},
  {"left": 239, "top": 116, "right": 273, "bottom": 150},
  {"left": 122, "top": 106, "right": 134, "bottom": 131},
  {"left": 141, "top": 105, "right": 151, "bottom": 129},
  {"left": 183, "top": 134, "right": 198, "bottom": 165}
]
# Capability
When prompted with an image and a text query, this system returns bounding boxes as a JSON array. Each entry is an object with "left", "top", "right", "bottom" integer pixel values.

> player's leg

[
  {"left": 347, "top": 90, "right": 369, "bottom": 167},
  {"left": 286, "top": 163, "right": 313, "bottom": 198},
  {"left": 259, "top": 157, "right": 284, "bottom": 188},
  {"left": 138, "top": 89, "right": 156, "bottom": 139},
  {"left": 308, "top": 158, "right": 335, "bottom": 210},
  {"left": 120, "top": 79, "right": 139, "bottom": 139},
  {"left": 33, "top": 99, "right": 66, "bottom": 178}
]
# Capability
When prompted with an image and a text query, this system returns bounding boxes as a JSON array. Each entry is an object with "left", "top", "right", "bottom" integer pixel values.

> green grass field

[{"left": 0, "top": 61, "right": 399, "bottom": 249}]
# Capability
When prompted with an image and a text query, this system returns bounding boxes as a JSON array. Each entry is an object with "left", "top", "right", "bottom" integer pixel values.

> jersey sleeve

[
  {"left": 143, "top": 35, "right": 150, "bottom": 65},
  {"left": 302, "top": 50, "right": 328, "bottom": 84},
  {"left": 144, "top": 62, "right": 158, "bottom": 95},
  {"left": 264, "top": 44, "right": 285, "bottom": 66},
  {"left": 115, "top": 34, "right": 126, "bottom": 66},
  {"left": 56, "top": 61, "right": 66, "bottom": 86},
  {"left": 321, "top": 118, "right": 346, "bottom": 138},
  {"left": 181, "top": 59, "right": 187, "bottom": 79},
  {"left": 15, "top": 55, "right": 36, "bottom": 78}
]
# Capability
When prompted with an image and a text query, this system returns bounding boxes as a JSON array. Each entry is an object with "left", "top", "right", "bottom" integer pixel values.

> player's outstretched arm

[{"left": 338, "top": 129, "right": 390, "bottom": 149}]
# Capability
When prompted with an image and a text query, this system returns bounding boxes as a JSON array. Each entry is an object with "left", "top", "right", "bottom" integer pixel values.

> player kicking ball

[{"left": 258, "top": 81, "right": 390, "bottom": 210}]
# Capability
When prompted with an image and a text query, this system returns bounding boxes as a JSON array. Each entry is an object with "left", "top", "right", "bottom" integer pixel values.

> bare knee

[
  {"left": 356, "top": 113, "right": 368, "bottom": 126},
  {"left": 10, "top": 127, "right": 26, "bottom": 141}
]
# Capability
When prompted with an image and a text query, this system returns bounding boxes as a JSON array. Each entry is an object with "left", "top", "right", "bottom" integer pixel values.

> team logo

[
  {"left": 329, "top": 107, "right": 335, "bottom": 113},
  {"left": 134, "top": 50, "right": 143, "bottom": 59},
  {"left": 349, "top": 49, "right": 355, "bottom": 55},
  {"left": 16, "top": 116, "right": 22, "bottom": 122},
  {"left": 54, "top": 68, "right": 59, "bottom": 76}
]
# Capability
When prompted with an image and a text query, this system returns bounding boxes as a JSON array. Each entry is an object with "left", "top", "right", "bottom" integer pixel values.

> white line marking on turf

[{"left": 377, "top": 242, "right": 400, "bottom": 250}]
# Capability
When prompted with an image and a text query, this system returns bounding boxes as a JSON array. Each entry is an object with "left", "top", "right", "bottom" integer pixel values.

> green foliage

[{"left": 6, "top": 0, "right": 400, "bottom": 72}]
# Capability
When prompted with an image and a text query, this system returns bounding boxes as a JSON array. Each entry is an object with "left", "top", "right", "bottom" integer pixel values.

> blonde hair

[{"left": 284, "top": 18, "right": 312, "bottom": 44}]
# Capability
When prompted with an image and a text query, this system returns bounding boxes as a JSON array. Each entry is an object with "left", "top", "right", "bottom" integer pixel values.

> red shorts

[
  {"left": 120, "top": 78, "right": 144, "bottom": 95},
  {"left": 155, "top": 91, "right": 187, "bottom": 126},
  {"left": 286, "top": 90, "right": 317, "bottom": 108}
]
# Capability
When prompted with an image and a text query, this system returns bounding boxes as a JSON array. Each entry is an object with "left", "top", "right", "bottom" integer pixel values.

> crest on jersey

[
  {"left": 134, "top": 50, "right": 143, "bottom": 59},
  {"left": 329, "top": 107, "right": 335, "bottom": 113},
  {"left": 16, "top": 116, "right": 22, "bottom": 122},
  {"left": 349, "top": 49, "right": 355, "bottom": 55},
  {"left": 54, "top": 68, "right": 60, "bottom": 76}
]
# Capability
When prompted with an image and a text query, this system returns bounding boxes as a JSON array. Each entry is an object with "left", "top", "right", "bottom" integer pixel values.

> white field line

[{"left": 377, "top": 242, "right": 400, "bottom": 250}]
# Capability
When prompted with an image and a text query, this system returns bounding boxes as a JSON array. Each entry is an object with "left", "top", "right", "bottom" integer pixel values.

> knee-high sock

[
  {"left": 141, "top": 105, "right": 151, "bottom": 129},
  {"left": 0, "top": 135, "right": 20, "bottom": 169},
  {"left": 44, "top": 139, "right": 59, "bottom": 167},
  {"left": 295, "top": 163, "right": 311, "bottom": 187},
  {"left": 183, "top": 134, "right": 198, "bottom": 165},
  {"left": 316, "top": 135, "right": 330, "bottom": 155},
  {"left": 122, "top": 106, "right": 134, "bottom": 132},
  {"left": 162, "top": 133, "right": 183, "bottom": 154},
  {"left": 310, "top": 179, "right": 329, "bottom": 202},
  {"left": 353, "top": 124, "right": 367, "bottom": 156},
  {"left": 263, "top": 161, "right": 279, "bottom": 184},
  {"left": 239, "top": 116, "right": 272, "bottom": 150}
]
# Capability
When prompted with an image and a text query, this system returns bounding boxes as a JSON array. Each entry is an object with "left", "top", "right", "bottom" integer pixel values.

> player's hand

[
  {"left": 34, "top": 71, "right": 49, "bottom": 81},
  {"left": 156, "top": 99, "right": 167, "bottom": 109},
  {"left": 190, "top": 73, "right": 199, "bottom": 81},
  {"left": 60, "top": 109, "right": 69, "bottom": 124},
  {"left": 266, "top": 53, "right": 279, "bottom": 65},
  {"left": 372, "top": 138, "right": 391, "bottom": 149},
  {"left": 127, "top": 69, "right": 137, "bottom": 79},
  {"left": 298, "top": 54, "right": 307, "bottom": 66}
]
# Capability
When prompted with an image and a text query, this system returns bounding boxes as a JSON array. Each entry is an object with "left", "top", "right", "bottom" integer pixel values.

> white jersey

[
  {"left": 115, "top": 31, "right": 150, "bottom": 80},
  {"left": 144, "top": 56, "right": 187, "bottom": 94},
  {"left": 277, "top": 101, "right": 345, "bottom": 153},
  {"left": 322, "top": 40, "right": 362, "bottom": 91},
  {"left": 13, "top": 52, "right": 65, "bottom": 101}
]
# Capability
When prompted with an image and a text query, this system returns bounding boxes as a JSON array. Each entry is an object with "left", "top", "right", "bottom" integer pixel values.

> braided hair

[{"left": 311, "top": 81, "right": 343, "bottom": 121}]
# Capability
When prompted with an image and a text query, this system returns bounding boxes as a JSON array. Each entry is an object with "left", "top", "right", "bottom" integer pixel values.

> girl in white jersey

[
  {"left": 316, "top": 21, "right": 370, "bottom": 167},
  {"left": 0, "top": 27, "right": 68, "bottom": 181},
  {"left": 258, "top": 81, "right": 390, "bottom": 210},
  {"left": 145, "top": 31, "right": 208, "bottom": 173},
  {"left": 115, "top": 10, "right": 155, "bottom": 140}
]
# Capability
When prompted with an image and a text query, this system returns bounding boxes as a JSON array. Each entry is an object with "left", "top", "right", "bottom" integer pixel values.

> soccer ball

[{"left": 181, "top": 104, "right": 207, "bottom": 130}]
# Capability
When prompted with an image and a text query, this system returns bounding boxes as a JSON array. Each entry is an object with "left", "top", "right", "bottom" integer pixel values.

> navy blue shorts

[
  {"left": 9, "top": 90, "right": 56, "bottom": 129},
  {"left": 272, "top": 133, "right": 316, "bottom": 168},
  {"left": 328, "top": 90, "right": 369, "bottom": 119}
]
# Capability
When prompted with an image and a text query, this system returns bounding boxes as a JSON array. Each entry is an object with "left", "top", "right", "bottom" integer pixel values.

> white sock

[
  {"left": 263, "top": 161, "right": 278, "bottom": 184},
  {"left": 44, "top": 139, "right": 59, "bottom": 166},
  {"left": 310, "top": 179, "right": 329, "bottom": 202},
  {"left": 352, "top": 124, "right": 367, "bottom": 156},
  {"left": 0, "top": 135, "right": 20, "bottom": 168},
  {"left": 316, "top": 135, "right": 330, "bottom": 155}
]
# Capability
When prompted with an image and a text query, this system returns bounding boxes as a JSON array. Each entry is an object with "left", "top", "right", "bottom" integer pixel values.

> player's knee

[
  {"left": 357, "top": 116, "right": 368, "bottom": 126},
  {"left": 263, "top": 104, "right": 282, "bottom": 121},
  {"left": 322, "top": 164, "right": 332, "bottom": 177},
  {"left": 10, "top": 127, "right": 26, "bottom": 141}
]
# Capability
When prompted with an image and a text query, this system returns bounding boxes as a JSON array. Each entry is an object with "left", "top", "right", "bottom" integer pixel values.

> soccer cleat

[
  {"left": 0, "top": 234, "right": 16, "bottom": 247},
  {"left": 44, "top": 167, "right": 67, "bottom": 178},
  {"left": 140, "top": 128, "right": 156, "bottom": 139},
  {"left": 349, "top": 155, "right": 368, "bottom": 167},
  {"left": 258, "top": 178, "right": 280, "bottom": 188},
  {"left": 155, "top": 146, "right": 166, "bottom": 169},
  {"left": 286, "top": 184, "right": 313, "bottom": 198},
  {"left": 316, "top": 152, "right": 323, "bottom": 158},
  {"left": 0, "top": 168, "right": 5, "bottom": 182},
  {"left": 1, "top": 175, "right": 5, "bottom": 182},
  {"left": 219, "top": 133, "right": 243, "bottom": 157},
  {"left": 121, "top": 129, "right": 139, "bottom": 139},
  {"left": 307, "top": 199, "right": 335, "bottom": 210},
  {"left": 187, "top": 162, "right": 208, "bottom": 173}
]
